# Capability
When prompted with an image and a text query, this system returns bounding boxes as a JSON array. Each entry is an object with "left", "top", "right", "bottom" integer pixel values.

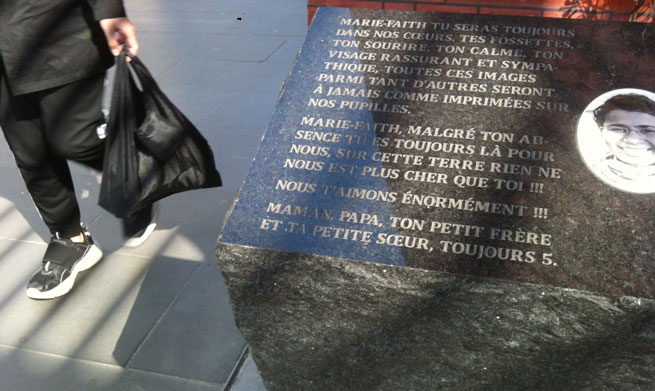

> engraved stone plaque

[{"left": 220, "top": 7, "right": 655, "bottom": 299}]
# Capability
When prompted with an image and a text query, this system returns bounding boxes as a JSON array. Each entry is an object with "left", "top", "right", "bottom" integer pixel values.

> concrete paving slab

[
  {"left": 224, "top": 5, "right": 308, "bottom": 37},
  {"left": 206, "top": 130, "right": 266, "bottom": 190},
  {"left": 125, "top": 0, "right": 263, "bottom": 21},
  {"left": 124, "top": 0, "right": 261, "bottom": 12},
  {"left": 0, "top": 192, "right": 48, "bottom": 243},
  {"left": 129, "top": 2, "right": 244, "bottom": 19},
  {"left": 128, "top": 4, "right": 242, "bottom": 33},
  {"left": 131, "top": 17, "right": 235, "bottom": 35},
  {"left": 0, "top": 346, "right": 221, "bottom": 391},
  {"left": 198, "top": 35, "right": 288, "bottom": 63},
  {"left": 228, "top": 353, "right": 267, "bottom": 391},
  {"left": 128, "top": 264, "right": 245, "bottom": 384},
  {"left": 200, "top": 93, "right": 279, "bottom": 135},
  {"left": 0, "top": 170, "right": 103, "bottom": 242},
  {"left": 270, "top": 37, "right": 307, "bottom": 70},
  {"left": 0, "top": 240, "right": 49, "bottom": 313},
  {"left": 0, "top": 241, "right": 198, "bottom": 366},
  {"left": 158, "top": 50, "right": 298, "bottom": 95},
  {"left": 137, "top": 31, "right": 287, "bottom": 63}
]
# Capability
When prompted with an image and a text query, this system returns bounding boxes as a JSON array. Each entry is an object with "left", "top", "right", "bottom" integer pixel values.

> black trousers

[{"left": 0, "top": 67, "right": 105, "bottom": 238}]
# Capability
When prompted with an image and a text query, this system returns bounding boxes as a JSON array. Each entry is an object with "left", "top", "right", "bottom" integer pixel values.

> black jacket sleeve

[{"left": 87, "top": 0, "right": 127, "bottom": 21}]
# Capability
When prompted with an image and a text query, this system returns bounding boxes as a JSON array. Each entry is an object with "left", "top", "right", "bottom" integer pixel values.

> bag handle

[
  {"left": 104, "top": 48, "right": 140, "bottom": 199},
  {"left": 123, "top": 50, "right": 196, "bottom": 131},
  {"left": 120, "top": 48, "right": 187, "bottom": 122}
]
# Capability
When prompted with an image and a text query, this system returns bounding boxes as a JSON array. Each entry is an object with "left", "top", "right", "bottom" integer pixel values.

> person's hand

[{"left": 99, "top": 17, "right": 139, "bottom": 57}]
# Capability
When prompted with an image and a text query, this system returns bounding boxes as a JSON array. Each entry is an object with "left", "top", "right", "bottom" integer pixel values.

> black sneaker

[
  {"left": 26, "top": 225, "right": 103, "bottom": 300},
  {"left": 123, "top": 203, "right": 158, "bottom": 248}
]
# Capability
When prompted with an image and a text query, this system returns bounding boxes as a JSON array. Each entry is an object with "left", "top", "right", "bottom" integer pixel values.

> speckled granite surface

[{"left": 217, "top": 244, "right": 655, "bottom": 390}]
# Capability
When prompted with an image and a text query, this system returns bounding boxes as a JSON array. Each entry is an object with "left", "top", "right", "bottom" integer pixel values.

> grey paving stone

[
  {"left": 0, "top": 346, "right": 221, "bottom": 391},
  {"left": 0, "top": 170, "right": 103, "bottom": 242},
  {"left": 206, "top": 130, "right": 266, "bottom": 190},
  {"left": 126, "top": 1, "right": 243, "bottom": 34},
  {"left": 200, "top": 93, "right": 279, "bottom": 135},
  {"left": 269, "top": 37, "right": 307, "bottom": 71},
  {"left": 0, "top": 240, "right": 48, "bottom": 312},
  {"left": 149, "top": 38, "right": 303, "bottom": 107},
  {"left": 126, "top": 0, "right": 258, "bottom": 16},
  {"left": 0, "top": 242, "right": 198, "bottom": 366},
  {"left": 128, "top": 264, "right": 246, "bottom": 384},
  {"left": 158, "top": 50, "right": 298, "bottom": 95},
  {"left": 124, "top": 0, "right": 258, "bottom": 12},
  {"left": 224, "top": 5, "right": 308, "bottom": 37},
  {"left": 131, "top": 16, "right": 236, "bottom": 35},
  {"left": 136, "top": 31, "right": 286, "bottom": 63},
  {"left": 0, "top": 189, "right": 48, "bottom": 243},
  {"left": 229, "top": 353, "right": 267, "bottom": 391},
  {"left": 195, "top": 35, "right": 287, "bottom": 63},
  {"left": 131, "top": 4, "right": 243, "bottom": 20}
]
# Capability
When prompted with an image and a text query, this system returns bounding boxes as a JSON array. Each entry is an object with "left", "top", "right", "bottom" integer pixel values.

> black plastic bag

[{"left": 99, "top": 49, "right": 222, "bottom": 218}]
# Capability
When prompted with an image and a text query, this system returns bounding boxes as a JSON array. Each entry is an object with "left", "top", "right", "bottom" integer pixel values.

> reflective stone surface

[{"left": 220, "top": 8, "right": 655, "bottom": 299}]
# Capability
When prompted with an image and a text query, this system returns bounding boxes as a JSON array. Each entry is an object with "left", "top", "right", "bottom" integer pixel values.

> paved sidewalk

[{"left": 0, "top": 1, "right": 307, "bottom": 389}]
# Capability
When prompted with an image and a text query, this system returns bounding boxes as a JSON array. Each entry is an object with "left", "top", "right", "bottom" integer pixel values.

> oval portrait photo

[{"left": 577, "top": 88, "right": 655, "bottom": 194}]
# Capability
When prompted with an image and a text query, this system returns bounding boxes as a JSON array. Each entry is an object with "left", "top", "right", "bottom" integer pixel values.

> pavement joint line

[
  {"left": 150, "top": 58, "right": 184, "bottom": 79},
  {"left": 0, "top": 237, "right": 46, "bottom": 246},
  {"left": 120, "top": 366, "right": 226, "bottom": 387},
  {"left": 111, "top": 250, "right": 159, "bottom": 260},
  {"left": 197, "top": 94, "right": 234, "bottom": 124},
  {"left": 123, "top": 261, "right": 203, "bottom": 368},
  {"left": 0, "top": 343, "right": 226, "bottom": 387},
  {"left": 198, "top": 92, "right": 240, "bottom": 126},
  {"left": 0, "top": 235, "right": 182, "bottom": 260},
  {"left": 0, "top": 343, "right": 124, "bottom": 369},
  {"left": 221, "top": 344, "right": 249, "bottom": 391},
  {"left": 86, "top": 210, "right": 106, "bottom": 228},
  {"left": 258, "top": 39, "right": 289, "bottom": 64}
]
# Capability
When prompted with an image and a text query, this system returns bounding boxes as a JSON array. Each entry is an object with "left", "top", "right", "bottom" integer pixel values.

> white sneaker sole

[
  {"left": 124, "top": 203, "right": 159, "bottom": 248},
  {"left": 123, "top": 221, "right": 156, "bottom": 248},
  {"left": 26, "top": 244, "right": 103, "bottom": 300}
]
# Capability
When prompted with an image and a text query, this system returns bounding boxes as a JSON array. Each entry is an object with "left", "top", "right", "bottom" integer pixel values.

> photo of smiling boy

[
  {"left": 593, "top": 94, "right": 655, "bottom": 183},
  {"left": 577, "top": 90, "right": 655, "bottom": 194}
]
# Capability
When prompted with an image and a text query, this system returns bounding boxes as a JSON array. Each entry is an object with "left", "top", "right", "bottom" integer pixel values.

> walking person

[{"left": 0, "top": 0, "right": 155, "bottom": 300}]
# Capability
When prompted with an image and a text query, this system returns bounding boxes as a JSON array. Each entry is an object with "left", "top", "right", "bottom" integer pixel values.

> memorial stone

[{"left": 217, "top": 7, "right": 655, "bottom": 390}]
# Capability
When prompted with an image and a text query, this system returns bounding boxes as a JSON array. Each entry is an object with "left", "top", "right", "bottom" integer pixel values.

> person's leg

[
  {"left": 0, "top": 69, "right": 84, "bottom": 238},
  {"left": 0, "top": 70, "right": 105, "bottom": 299},
  {"left": 38, "top": 72, "right": 106, "bottom": 172}
]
